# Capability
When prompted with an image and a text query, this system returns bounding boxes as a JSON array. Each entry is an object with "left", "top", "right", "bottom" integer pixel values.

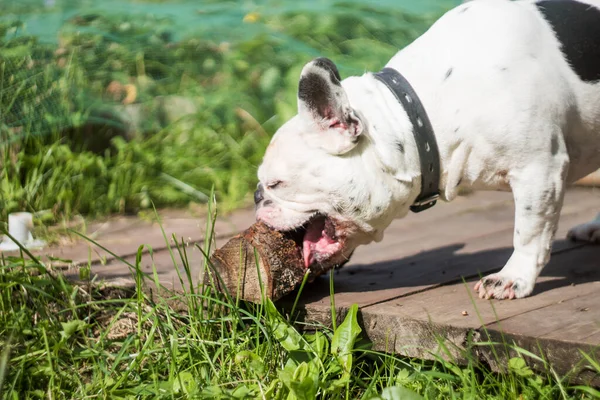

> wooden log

[{"left": 206, "top": 222, "right": 331, "bottom": 303}]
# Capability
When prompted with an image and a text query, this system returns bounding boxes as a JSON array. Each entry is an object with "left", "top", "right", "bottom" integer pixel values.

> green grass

[
  {"left": 1, "top": 2, "right": 442, "bottom": 224},
  {"left": 3, "top": 4, "right": 599, "bottom": 396},
  {"left": 1, "top": 208, "right": 599, "bottom": 399}
]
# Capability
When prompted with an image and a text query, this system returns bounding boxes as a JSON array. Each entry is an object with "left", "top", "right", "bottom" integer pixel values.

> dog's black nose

[{"left": 254, "top": 183, "right": 264, "bottom": 205}]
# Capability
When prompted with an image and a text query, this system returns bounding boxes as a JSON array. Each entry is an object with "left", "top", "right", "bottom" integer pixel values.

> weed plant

[
  {"left": 0, "top": 206, "right": 599, "bottom": 399},
  {"left": 1, "top": 3, "right": 440, "bottom": 223}
]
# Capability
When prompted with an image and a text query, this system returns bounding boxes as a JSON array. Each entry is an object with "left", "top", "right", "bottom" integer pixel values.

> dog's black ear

[{"left": 297, "top": 58, "right": 363, "bottom": 154}]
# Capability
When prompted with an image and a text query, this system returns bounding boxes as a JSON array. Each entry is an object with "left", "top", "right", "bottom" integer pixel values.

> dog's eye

[{"left": 267, "top": 180, "right": 282, "bottom": 189}]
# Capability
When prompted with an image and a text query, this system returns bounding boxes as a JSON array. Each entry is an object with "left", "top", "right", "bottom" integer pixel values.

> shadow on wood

[{"left": 285, "top": 240, "right": 599, "bottom": 385}]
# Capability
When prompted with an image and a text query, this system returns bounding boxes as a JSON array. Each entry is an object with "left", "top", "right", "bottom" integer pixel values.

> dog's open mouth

[{"left": 283, "top": 214, "right": 345, "bottom": 269}]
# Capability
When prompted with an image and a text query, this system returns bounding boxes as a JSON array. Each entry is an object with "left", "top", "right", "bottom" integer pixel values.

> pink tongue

[{"left": 302, "top": 219, "right": 337, "bottom": 268}]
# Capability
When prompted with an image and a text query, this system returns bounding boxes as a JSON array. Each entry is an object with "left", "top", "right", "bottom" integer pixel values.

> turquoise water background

[{"left": 4, "top": 0, "right": 460, "bottom": 44}]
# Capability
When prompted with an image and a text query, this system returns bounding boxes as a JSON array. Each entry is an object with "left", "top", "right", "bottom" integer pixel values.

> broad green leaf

[
  {"left": 231, "top": 384, "right": 254, "bottom": 398},
  {"left": 279, "top": 363, "right": 295, "bottom": 388},
  {"left": 378, "top": 386, "right": 424, "bottom": 400},
  {"left": 200, "top": 385, "right": 224, "bottom": 397},
  {"left": 292, "top": 361, "right": 309, "bottom": 382},
  {"left": 172, "top": 371, "right": 197, "bottom": 394},
  {"left": 331, "top": 304, "right": 361, "bottom": 373},
  {"left": 289, "top": 362, "right": 319, "bottom": 400},
  {"left": 508, "top": 357, "right": 534, "bottom": 378},
  {"left": 279, "top": 359, "right": 320, "bottom": 400},
  {"left": 60, "top": 319, "right": 87, "bottom": 340},
  {"left": 263, "top": 379, "right": 280, "bottom": 399},
  {"left": 325, "top": 374, "right": 351, "bottom": 392},
  {"left": 272, "top": 319, "right": 304, "bottom": 352},
  {"left": 304, "top": 331, "right": 329, "bottom": 359},
  {"left": 395, "top": 369, "right": 412, "bottom": 385},
  {"left": 266, "top": 299, "right": 304, "bottom": 352},
  {"left": 235, "top": 350, "right": 265, "bottom": 377}
]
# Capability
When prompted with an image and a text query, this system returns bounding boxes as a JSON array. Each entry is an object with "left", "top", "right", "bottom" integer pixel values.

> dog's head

[{"left": 255, "top": 58, "right": 418, "bottom": 269}]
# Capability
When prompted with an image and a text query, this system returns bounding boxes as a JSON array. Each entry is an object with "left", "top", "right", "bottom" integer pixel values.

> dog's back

[
  {"left": 530, "top": 0, "right": 600, "bottom": 180},
  {"left": 385, "top": 0, "right": 600, "bottom": 183},
  {"left": 533, "top": 0, "right": 600, "bottom": 83}
]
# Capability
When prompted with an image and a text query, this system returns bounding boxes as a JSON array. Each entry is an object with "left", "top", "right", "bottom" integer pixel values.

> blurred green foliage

[{"left": 0, "top": 3, "right": 444, "bottom": 222}]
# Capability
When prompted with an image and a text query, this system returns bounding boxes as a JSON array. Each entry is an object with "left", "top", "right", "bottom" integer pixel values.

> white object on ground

[{"left": 0, "top": 212, "right": 46, "bottom": 251}]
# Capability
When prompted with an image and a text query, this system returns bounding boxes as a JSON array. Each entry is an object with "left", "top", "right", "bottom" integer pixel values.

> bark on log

[{"left": 206, "top": 222, "right": 331, "bottom": 303}]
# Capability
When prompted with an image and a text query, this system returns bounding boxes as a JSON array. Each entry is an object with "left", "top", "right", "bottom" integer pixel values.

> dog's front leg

[{"left": 475, "top": 159, "right": 569, "bottom": 299}]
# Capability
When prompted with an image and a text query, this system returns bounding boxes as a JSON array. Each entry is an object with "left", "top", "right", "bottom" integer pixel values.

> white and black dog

[{"left": 254, "top": 0, "right": 600, "bottom": 299}]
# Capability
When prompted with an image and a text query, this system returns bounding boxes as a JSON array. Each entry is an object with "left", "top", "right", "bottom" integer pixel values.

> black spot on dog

[
  {"left": 444, "top": 67, "right": 453, "bottom": 81},
  {"left": 298, "top": 72, "right": 331, "bottom": 117},
  {"left": 313, "top": 57, "right": 342, "bottom": 85},
  {"left": 499, "top": 66, "right": 508, "bottom": 72},
  {"left": 375, "top": 206, "right": 382, "bottom": 213},
  {"left": 536, "top": 0, "right": 600, "bottom": 82},
  {"left": 525, "top": 205, "right": 532, "bottom": 211},
  {"left": 516, "top": 229, "right": 520, "bottom": 235},
  {"left": 263, "top": 200, "right": 272, "bottom": 206},
  {"left": 459, "top": 5, "right": 470, "bottom": 13},
  {"left": 396, "top": 141, "right": 405, "bottom": 153},
  {"left": 454, "top": 126, "right": 460, "bottom": 133},
  {"left": 349, "top": 196, "right": 355, "bottom": 202},
  {"left": 551, "top": 134, "right": 559, "bottom": 155}
]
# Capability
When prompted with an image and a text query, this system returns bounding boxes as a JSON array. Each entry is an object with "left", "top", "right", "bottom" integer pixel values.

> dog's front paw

[
  {"left": 474, "top": 273, "right": 533, "bottom": 300},
  {"left": 567, "top": 214, "right": 600, "bottom": 243}
]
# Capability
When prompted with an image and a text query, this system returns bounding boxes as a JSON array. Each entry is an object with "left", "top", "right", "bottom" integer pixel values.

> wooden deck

[{"left": 23, "top": 187, "right": 600, "bottom": 383}]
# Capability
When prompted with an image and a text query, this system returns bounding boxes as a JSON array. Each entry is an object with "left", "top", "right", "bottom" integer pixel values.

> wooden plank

[
  {"left": 297, "top": 191, "right": 599, "bottom": 310},
  {"left": 29, "top": 208, "right": 256, "bottom": 268},
  {"left": 364, "top": 244, "right": 599, "bottom": 325},
  {"left": 296, "top": 245, "right": 600, "bottom": 382},
  {"left": 62, "top": 187, "right": 590, "bottom": 300},
  {"left": 301, "top": 245, "right": 597, "bottom": 343},
  {"left": 368, "top": 187, "right": 597, "bottom": 253},
  {"left": 480, "top": 289, "right": 600, "bottom": 385},
  {"left": 28, "top": 192, "right": 508, "bottom": 265},
  {"left": 60, "top": 188, "right": 598, "bottom": 299},
  {"left": 483, "top": 275, "right": 600, "bottom": 344},
  {"left": 59, "top": 191, "right": 512, "bottom": 288},
  {"left": 480, "top": 333, "right": 600, "bottom": 385},
  {"left": 51, "top": 189, "right": 600, "bottom": 382},
  {"left": 63, "top": 233, "right": 235, "bottom": 291}
]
